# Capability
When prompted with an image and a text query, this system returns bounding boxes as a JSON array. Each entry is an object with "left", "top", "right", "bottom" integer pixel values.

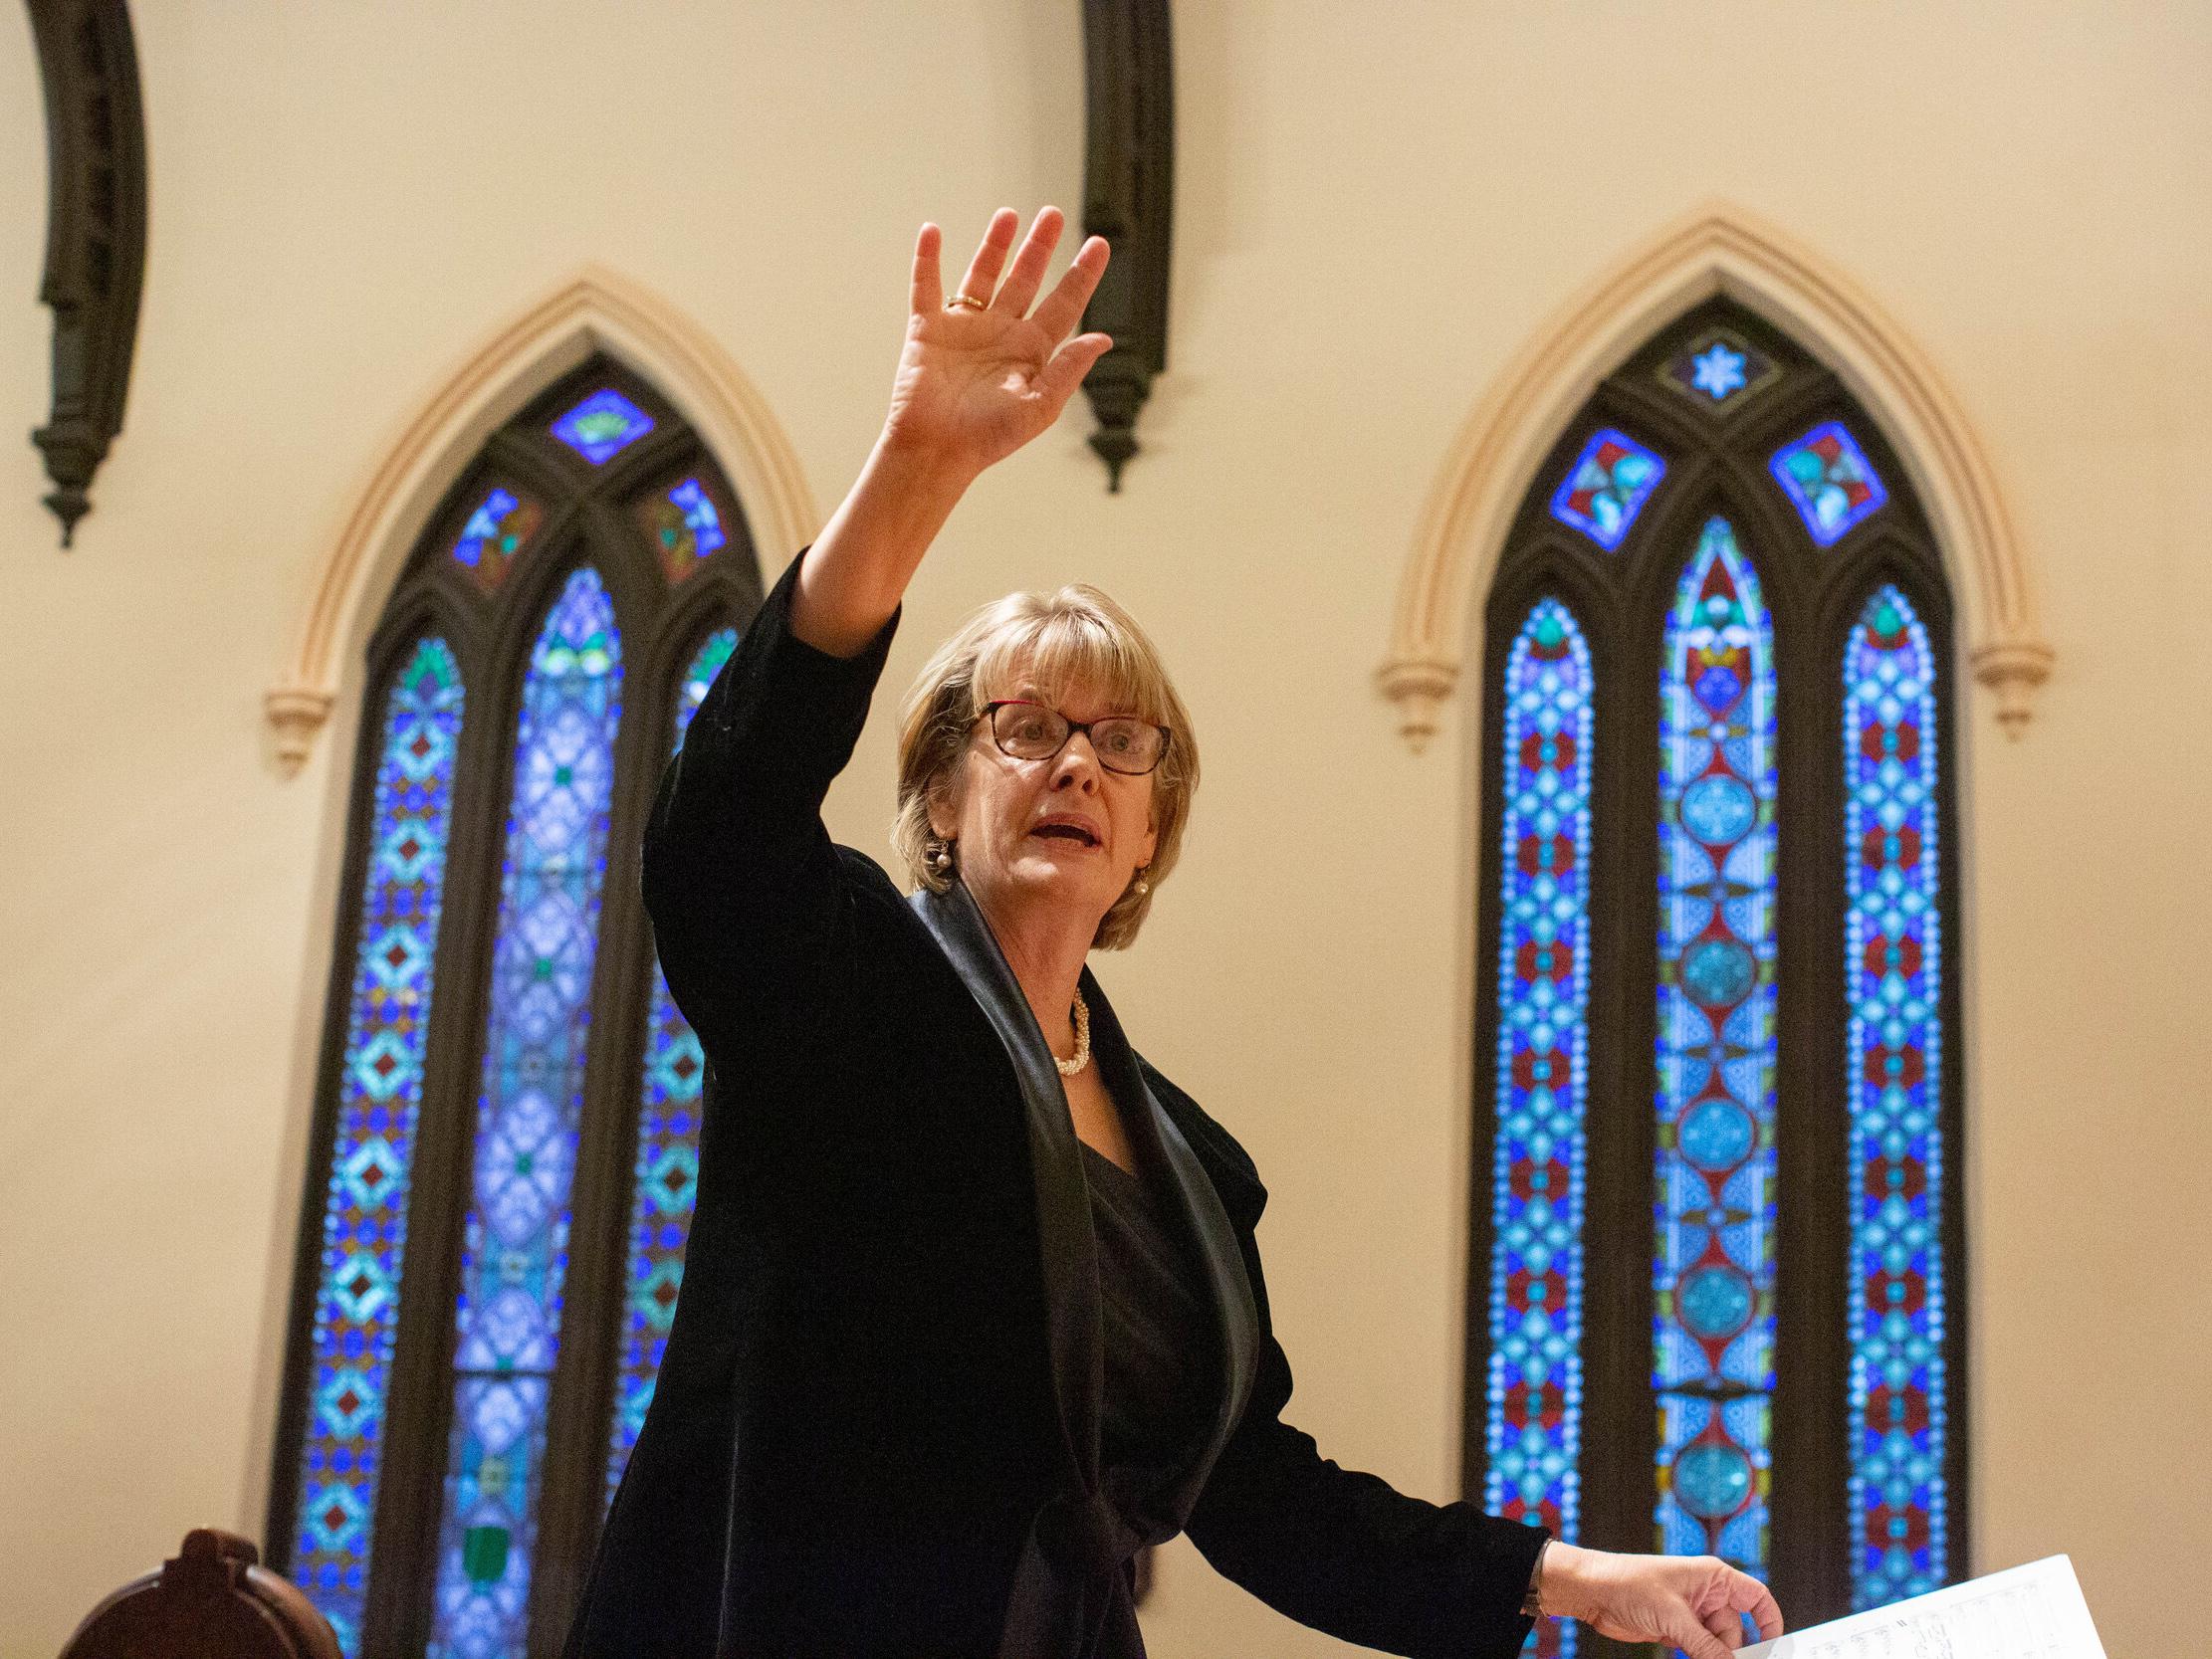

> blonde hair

[{"left": 894, "top": 584, "right": 1199, "bottom": 950}]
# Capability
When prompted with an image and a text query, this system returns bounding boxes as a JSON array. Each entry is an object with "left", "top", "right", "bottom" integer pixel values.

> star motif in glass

[
  {"left": 1549, "top": 428, "right": 1666, "bottom": 549},
  {"left": 552, "top": 388, "right": 656, "bottom": 464},
  {"left": 1771, "top": 420, "right": 1889, "bottom": 545},
  {"left": 1659, "top": 329, "right": 1778, "bottom": 412}
]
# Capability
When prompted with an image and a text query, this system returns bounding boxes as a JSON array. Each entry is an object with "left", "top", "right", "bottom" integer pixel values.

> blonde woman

[{"left": 565, "top": 207, "right": 1786, "bottom": 1659}]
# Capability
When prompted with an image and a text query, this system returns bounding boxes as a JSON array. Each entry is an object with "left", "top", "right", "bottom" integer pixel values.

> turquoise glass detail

[
  {"left": 1481, "top": 599, "right": 1594, "bottom": 1659},
  {"left": 552, "top": 389, "right": 655, "bottom": 465},
  {"left": 1844, "top": 587, "right": 1948, "bottom": 1606},
  {"left": 1654, "top": 518, "right": 1778, "bottom": 1575},
  {"left": 1549, "top": 428, "right": 1666, "bottom": 549},
  {"left": 604, "top": 627, "right": 740, "bottom": 1503},
  {"left": 294, "top": 638, "right": 465, "bottom": 1658},
  {"left": 428, "top": 570, "right": 623, "bottom": 1659},
  {"left": 1771, "top": 421, "right": 1887, "bottom": 545}
]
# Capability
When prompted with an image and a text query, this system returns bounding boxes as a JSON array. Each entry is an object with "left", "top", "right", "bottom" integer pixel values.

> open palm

[{"left": 883, "top": 206, "right": 1114, "bottom": 477}]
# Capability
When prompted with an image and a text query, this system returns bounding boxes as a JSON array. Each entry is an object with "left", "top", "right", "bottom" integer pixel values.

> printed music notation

[{"left": 1740, "top": 1556, "right": 2105, "bottom": 1659}]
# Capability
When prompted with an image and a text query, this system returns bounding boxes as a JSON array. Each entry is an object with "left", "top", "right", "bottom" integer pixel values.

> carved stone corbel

[
  {"left": 1077, "top": 0, "right": 1173, "bottom": 491},
  {"left": 25, "top": 0, "right": 148, "bottom": 546}
]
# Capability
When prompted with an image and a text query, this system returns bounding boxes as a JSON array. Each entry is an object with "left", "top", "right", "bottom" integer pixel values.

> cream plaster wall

[{"left": 3, "top": 4, "right": 2207, "bottom": 1657}]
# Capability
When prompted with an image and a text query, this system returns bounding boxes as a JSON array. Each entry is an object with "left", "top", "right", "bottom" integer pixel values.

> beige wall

[{"left": 4, "top": 3, "right": 2207, "bottom": 1655}]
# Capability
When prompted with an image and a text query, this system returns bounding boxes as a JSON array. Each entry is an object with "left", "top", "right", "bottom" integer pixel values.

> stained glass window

[
  {"left": 293, "top": 639, "right": 464, "bottom": 1658},
  {"left": 1771, "top": 421, "right": 1888, "bottom": 546},
  {"left": 1844, "top": 587, "right": 1947, "bottom": 1607},
  {"left": 639, "top": 477, "right": 728, "bottom": 583},
  {"left": 428, "top": 570, "right": 623, "bottom": 1659},
  {"left": 281, "top": 356, "right": 761, "bottom": 1658},
  {"left": 1549, "top": 428, "right": 1666, "bottom": 549},
  {"left": 1659, "top": 329, "right": 1779, "bottom": 412},
  {"left": 604, "top": 627, "right": 739, "bottom": 1501},
  {"left": 1481, "top": 600, "right": 1594, "bottom": 1659},
  {"left": 552, "top": 388, "right": 656, "bottom": 465},
  {"left": 1472, "top": 306, "right": 1958, "bottom": 1629},
  {"left": 451, "top": 487, "right": 546, "bottom": 592},
  {"left": 1654, "top": 518, "right": 1778, "bottom": 1572}
]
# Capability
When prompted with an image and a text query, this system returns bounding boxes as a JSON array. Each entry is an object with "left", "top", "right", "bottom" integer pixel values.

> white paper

[{"left": 1740, "top": 1556, "right": 2105, "bottom": 1659}]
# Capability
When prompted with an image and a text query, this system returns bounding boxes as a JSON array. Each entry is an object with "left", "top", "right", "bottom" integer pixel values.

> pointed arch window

[
  {"left": 271, "top": 358, "right": 765, "bottom": 1659},
  {"left": 1465, "top": 303, "right": 1966, "bottom": 1649}
]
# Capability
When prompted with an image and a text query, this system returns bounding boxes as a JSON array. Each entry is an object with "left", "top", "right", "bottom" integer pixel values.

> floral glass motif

[
  {"left": 1660, "top": 330, "right": 1778, "bottom": 413},
  {"left": 428, "top": 570, "right": 624, "bottom": 1659},
  {"left": 1771, "top": 421, "right": 1888, "bottom": 546},
  {"left": 1844, "top": 587, "right": 1948, "bottom": 1607},
  {"left": 451, "top": 487, "right": 546, "bottom": 593},
  {"left": 294, "top": 638, "right": 465, "bottom": 1659},
  {"left": 638, "top": 477, "right": 728, "bottom": 584},
  {"left": 1549, "top": 429, "right": 1666, "bottom": 550},
  {"left": 604, "top": 627, "right": 740, "bottom": 1504},
  {"left": 1654, "top": 518, "right": 1778, "bottom": 1576},
  {"left": 1482, "top": 600, "right": 1595, "bottom": 1659},
  {"left": 552, "top": 388, "right": 656, "bottom": 466}
]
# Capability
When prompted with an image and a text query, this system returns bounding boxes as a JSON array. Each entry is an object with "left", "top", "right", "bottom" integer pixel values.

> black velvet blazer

[{"left": 562, "top": 556, "right": 1546, "bottom": 1659}]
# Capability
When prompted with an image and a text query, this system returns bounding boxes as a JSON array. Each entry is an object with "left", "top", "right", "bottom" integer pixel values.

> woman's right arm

[{"left": 641, "top": 208, "right": 1112, "bottom": 1046}]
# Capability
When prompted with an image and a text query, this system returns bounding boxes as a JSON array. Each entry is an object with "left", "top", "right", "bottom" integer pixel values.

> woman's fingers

[
  {"left": 1033, "top": 332, "right": 1113, "bottom": 411},
  {"left": 1027, "top": 234, "right": 1111, "bottom": 343},
  {"left": 909, "top": 222, "right": 944, "bottom": 316},
  {"left": 1700, "top": 1603, "right": 1746, "bottom": 1650},
  {"left": 990, "top": 206, "right": 1065, "bottom": 317},
  {"left": 1730, "top": 1572, "right": 1784, "bottom": 1640},
  {"left": 952, "top": 207, "right": 1020, "bottom": 309}
]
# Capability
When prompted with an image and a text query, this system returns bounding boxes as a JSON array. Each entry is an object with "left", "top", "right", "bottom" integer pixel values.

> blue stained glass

[
  {"left": 605, "top": 627, "right": 740, "bottom": 1504},
  {"left": 451, "top": 488, "right": 545, "bottom": 591},
  {"left": 1844, "top": 587, "right": 1948, "bottom": 1606},
  {"left": 295, "top": 638, "right": 465, "bottom": 1658},
  {"left": 428, "top": 570, "right": 623, "bottom": 1659},
  {"left": 1549, "top": 428, "right": 1666, "bottom": 549},
  {"left": 552, "top": 388, "right": 655, "bottom": 465},
  {"left": 1481, "top": 600, "right": 1594, "bottom": 1659},
  {"left": 1691, "top": 345, "right": 1747, "bottom": 400},
  {"left": 1654, "top": 518, "right": 1778, "bottom": 1575},
  {"left": 1771, "top": 420, "right": 1888, "bottom": 546},
  {"left": 1660, "top": 329, "right": 1779, "bottom": 412},
  {"left": 641, "top": 478, "right": 728, "bottom": 583}
]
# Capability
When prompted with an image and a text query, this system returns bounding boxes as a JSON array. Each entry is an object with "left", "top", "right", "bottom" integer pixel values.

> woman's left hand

[{"left": 1536, "top": 1542, "right": 1785, "bottom": 1658}]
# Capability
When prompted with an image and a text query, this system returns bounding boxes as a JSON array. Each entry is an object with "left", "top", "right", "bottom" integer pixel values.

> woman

[{"left": 565, "top": 207, "right": 1786, "bottom": 1659}]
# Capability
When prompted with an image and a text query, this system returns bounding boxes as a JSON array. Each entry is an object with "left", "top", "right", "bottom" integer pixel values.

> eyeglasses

[{"left": 983, "top": 700, "right": 1171, "bottom": 776}]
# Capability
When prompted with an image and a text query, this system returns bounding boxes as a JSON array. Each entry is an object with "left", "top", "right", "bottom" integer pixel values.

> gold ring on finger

[{"left": 946, "top": 293, "right": 988, "bottom": 311}]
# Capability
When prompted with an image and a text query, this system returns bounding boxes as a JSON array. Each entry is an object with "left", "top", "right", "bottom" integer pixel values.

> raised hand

[
  {"left": 1539, "top": 1544, "right": 1785, "bottom": 1659},
  {"left": 881, "top": 206, "right": 1113, "bottom": 479}
]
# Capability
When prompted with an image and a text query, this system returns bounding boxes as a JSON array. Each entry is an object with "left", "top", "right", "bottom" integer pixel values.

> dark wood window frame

[
  {"left": 1459, "top": 298, "right": 1970, "bottom": 1642},
  {"left": 268, "top": 356, "right": 765, "bottom": 1657}
]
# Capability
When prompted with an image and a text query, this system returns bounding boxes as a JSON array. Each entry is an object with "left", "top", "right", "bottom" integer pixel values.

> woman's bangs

[{"left": 971, "top": 610, "right": 1164, "bottom": 725}]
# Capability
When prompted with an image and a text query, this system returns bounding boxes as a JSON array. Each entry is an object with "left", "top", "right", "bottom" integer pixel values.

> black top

[{"left": 1081, "top": 1139, "right": 1220, "bottom": 1478}]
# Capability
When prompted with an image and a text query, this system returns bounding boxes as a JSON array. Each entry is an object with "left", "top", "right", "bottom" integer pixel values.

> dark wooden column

[
  {"left": 1077, "top": 0, "right": 1174, "bottom": 492},
  {"left": 25, "top": 0, "right": 148, "bottom": 545}
]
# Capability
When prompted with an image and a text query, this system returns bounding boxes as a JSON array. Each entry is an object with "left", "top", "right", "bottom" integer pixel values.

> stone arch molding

[
  {"left": 1378, "top": 201, "right": 2053, "bottom": 751},
  {"left": 265, "top": 265, "right": 821, "bottom": 772}
]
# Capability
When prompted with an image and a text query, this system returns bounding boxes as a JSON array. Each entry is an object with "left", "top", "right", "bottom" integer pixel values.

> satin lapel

[
  {"left": 1080, "top": 971, "right": 1260, "bottom": 1511},
  {"left": 909, "top": 884, "right": 1099, "bottom": 1494}
]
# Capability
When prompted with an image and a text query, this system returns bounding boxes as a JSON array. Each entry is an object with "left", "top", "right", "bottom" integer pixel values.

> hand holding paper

[{"left": 1540, "top": 1543, "right": 1785, "bottom": 1657}]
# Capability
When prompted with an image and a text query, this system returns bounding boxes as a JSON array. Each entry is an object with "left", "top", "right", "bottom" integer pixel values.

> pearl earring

[
  {"left": 929, "top": 839, "right": 955, "bottom": 874},
  {"left": 1132, "top": 869, "right": 1150, "bottom": 896}
]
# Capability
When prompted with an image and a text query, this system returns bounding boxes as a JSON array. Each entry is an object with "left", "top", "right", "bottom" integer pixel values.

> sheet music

[{"left": 1739, "top": 1556, "right": 2105, "bottom": 1659}]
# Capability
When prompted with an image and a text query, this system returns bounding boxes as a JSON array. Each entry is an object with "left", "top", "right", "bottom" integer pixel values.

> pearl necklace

[{"left": 1056, "top": 990, "right": 1092, "bottom": 1077}]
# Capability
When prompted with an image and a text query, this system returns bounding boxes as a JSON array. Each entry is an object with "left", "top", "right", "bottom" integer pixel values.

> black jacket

[{"left": 563, "top": 555, "right": 1546, "bottom": 1658}]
